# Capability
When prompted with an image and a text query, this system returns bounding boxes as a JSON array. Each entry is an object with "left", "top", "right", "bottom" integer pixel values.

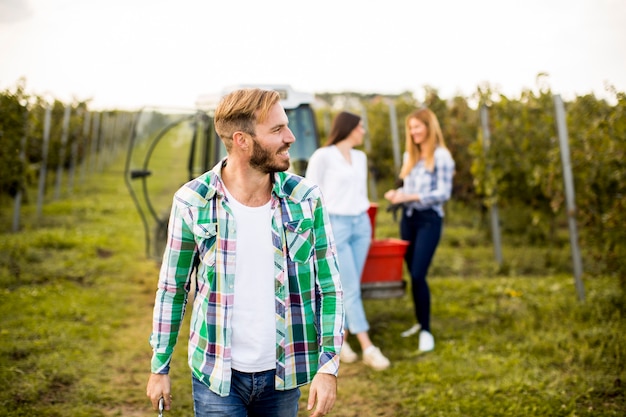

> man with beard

[{"left": 146, "top": 88, "right": 344, "bottom": 417}]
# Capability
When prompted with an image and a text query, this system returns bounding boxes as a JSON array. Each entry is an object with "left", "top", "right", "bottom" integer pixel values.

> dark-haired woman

[{"left": 306, "top": 111, "right": 390, "bottom": 371}]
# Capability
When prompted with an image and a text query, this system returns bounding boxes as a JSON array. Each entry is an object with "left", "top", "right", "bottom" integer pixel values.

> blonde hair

[
  {"left": 214, "top": 88, "right": 281, "bottom": 151},
  {"left": 398, "top": 108, "right": 448, "bottom": 179}
]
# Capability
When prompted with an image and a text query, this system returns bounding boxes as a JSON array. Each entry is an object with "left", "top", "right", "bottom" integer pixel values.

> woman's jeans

[
  {"left": 400, "top": 208, "right": 442, "bottom": 332},
  {"left": 192, "top": 370, "right": 300, "bottom": 417},
  {"left": 329, "top": 212, "right": 371, "bottom": 334}
]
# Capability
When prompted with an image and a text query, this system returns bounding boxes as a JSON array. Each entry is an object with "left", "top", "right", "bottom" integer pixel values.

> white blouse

[{"left": 305, "top": 145, "right": 370, "bottom": 216}]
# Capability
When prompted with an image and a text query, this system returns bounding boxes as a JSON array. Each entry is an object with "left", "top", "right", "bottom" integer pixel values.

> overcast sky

[{"left": 1, "top": 0, "right": 624, "bottom": 109}]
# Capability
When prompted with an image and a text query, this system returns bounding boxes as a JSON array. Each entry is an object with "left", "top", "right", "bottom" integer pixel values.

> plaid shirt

[
  {"left": 402, "top": 147, "right": 455, "bottom": 217},
  {"left": 150, "top": 159, "right": 344, "bottom": 396}
]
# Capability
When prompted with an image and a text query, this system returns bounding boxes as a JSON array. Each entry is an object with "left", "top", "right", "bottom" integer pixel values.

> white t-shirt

[
  {"left": 223, "top": 187, "right": 276, "bottom": 372},
  {"left": 305, "top": 145, "right": 370, "bottom": 215}
]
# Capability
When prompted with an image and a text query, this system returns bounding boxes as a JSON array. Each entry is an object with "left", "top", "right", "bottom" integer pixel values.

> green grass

[
  {"left": 310, "top": 274, "right": 625, "bottom": 417},
  {"left": 1, "top": 152, "right": 624, "bottom": 416}
]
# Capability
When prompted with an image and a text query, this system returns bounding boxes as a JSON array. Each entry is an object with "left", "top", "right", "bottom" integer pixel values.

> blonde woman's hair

[
  {"left": 398, "top": 108, "right": 448, "bottom": 179},
  {"left": 214, "top": 88, "right": 281, "bottom": 151}
]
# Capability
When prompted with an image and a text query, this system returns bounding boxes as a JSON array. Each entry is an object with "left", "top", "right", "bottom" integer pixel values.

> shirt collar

[{"left": 209, "top": 157, "right": 309, "bottom": 204}]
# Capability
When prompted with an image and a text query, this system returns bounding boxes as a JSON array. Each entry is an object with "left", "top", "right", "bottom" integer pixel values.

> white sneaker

[
  {"left": 340, "top": 341, "right": 358, "bottom": 363},
  {"left": 362, "top": 346, "right": 390, "bottom": 371},
  {"left": 401, "top": 323, "right": 421, "bottom": 338},
  {"left": 418, "top": 330, "right": 435, "bottom": 352}
]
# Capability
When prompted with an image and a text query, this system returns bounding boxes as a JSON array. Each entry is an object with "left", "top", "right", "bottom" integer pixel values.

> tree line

[
  {"left": 0, "top": 79, "right": 133, "bottom": 229},
  {"left": 314, "top": 83, "right": 625, "bottom": 283},
  {"left": 1, "top": 78, "right": 624, "bottom": 284}
]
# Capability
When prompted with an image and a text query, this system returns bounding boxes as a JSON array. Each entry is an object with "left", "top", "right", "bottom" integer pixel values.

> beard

[{"left": 249, "top": 138, "right": 290, "bottom": 173}]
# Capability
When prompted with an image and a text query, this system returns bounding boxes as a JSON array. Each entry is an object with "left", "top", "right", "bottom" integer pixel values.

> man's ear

[{"left": 233, "top": 132, "right": 249, "bottom": 151}]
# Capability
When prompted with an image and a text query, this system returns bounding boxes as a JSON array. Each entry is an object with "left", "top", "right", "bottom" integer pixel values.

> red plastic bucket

[{"left": 361, "top": 238, "right": 409, "bottom": 284}]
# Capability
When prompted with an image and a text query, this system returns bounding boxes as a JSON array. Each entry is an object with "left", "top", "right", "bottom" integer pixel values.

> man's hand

[
  {"left": 307, "top": 373, "right": 337, "bottom": 416},
  {"left": 146, "top": 373, "right": 172, "bottom": 411}
]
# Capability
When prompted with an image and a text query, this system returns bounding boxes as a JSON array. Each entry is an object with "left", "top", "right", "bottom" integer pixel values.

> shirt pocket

[
  {"left": 284, "top": 218, "right": 314, "bottom": 264},
  {"left": 192, "top": 222, "right": 217, "bottom": 266}
]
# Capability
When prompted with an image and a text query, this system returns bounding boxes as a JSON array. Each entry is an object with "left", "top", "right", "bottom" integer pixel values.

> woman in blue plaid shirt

[{"left": 384, "top": 108, "right": 455, "bottom": 353}]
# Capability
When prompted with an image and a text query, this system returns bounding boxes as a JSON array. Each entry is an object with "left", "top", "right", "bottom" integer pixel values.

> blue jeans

[
  {"left": 400, "top": 208, "right": 442, "bottom": 332},
  {"left": 192, "top": 370, "right": 300, "bottom": 417},
  {"left": 329, "top": 212, "right": 371, "bottom": 334}
]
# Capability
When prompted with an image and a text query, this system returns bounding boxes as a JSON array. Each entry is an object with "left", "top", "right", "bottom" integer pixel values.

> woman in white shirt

[{"left": 306, "top": 111, "right": 390, "bottom": 371}]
